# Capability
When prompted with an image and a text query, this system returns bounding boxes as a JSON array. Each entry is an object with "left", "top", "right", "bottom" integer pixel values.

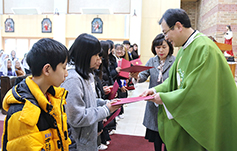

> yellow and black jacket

[{"left": 1, "top": 76, "right": 71, "bottom": 151}]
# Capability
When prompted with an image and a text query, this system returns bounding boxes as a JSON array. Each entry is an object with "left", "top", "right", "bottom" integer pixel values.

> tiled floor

[{"left": 115, "top": 82, "right": 149, "bottom": 136}]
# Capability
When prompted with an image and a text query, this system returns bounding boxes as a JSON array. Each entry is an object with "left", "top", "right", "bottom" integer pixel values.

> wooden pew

[{"left": 1, "top": 75, "right": 27, "bottom": 115}]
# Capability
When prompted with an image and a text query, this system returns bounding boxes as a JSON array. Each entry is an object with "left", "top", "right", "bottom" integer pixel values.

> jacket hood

[{"left": 2, "top": 76, "right": 68, "bottom": 113}]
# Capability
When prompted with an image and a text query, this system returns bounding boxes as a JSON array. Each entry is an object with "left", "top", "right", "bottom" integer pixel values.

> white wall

[
  {"left": 4, "top": 0, "right": 54, "bottom": 14},
  {"left": 69, "top": 0, "right": 130, "bottom": 14},
  {"left": 129, "top": 0, "right": 142, "bottom": 54}
]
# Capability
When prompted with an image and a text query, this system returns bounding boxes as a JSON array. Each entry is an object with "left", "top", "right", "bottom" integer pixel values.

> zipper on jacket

[
  {"left": 60, "top": 90, "right": 65, "bottom": 132},
  {"left": 53, "top": 117, "right": 64, "bottom": 151},
  {"left": 61, "top": 89, "right": 67, "bottom": 141},
  {"left": 60, "top": 89, "right": 68, "bottom": 150}
]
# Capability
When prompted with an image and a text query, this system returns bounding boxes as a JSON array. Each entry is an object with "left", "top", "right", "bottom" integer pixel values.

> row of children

[
  {"left": 1, "top": 34, "right": 139, "bottom": 151},
  {"left": 94, "top": 40, "right": 140, "bottom": 150}
]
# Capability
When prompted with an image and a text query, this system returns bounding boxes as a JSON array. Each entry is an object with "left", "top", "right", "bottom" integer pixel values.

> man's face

[
  {"left": 161, "top": 19, "right": 180, "bottom": 47},
  {"left": 124, "top": 44, "right": 130, "bottom": 50}
]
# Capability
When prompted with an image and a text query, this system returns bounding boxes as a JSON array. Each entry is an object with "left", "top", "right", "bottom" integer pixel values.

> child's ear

[{"left": 42, "top": 63, "right": 51, "bottom": 76}]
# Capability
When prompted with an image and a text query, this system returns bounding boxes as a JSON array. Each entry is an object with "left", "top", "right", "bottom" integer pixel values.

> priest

[{"left": 140, "top": 8, "right": 237, "bottom": 151}]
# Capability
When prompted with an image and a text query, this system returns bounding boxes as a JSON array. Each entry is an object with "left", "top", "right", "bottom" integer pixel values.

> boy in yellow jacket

[{"left": 2, "top": 38, "right": 71, "bottom": 151}]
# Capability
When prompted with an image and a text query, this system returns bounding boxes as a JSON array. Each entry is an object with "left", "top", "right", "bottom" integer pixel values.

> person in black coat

[
  {"left": 107, "top": 40, "right": 120, "bottom": 81},
  {"left": 128, "top": 45, "right": 139, "bottom": 61}
]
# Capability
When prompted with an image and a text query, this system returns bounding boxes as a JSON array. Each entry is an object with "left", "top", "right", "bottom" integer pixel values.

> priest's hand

[
  {"left": 139, "top": 88, "right": 154, "bottom": 97},
  {"left": 150, "top": 93, "right": 163, "bottom": 104}
]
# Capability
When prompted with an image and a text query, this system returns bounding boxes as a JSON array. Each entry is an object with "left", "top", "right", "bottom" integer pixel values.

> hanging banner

[
  {"left": 41, "top": 18, "right": 52, "bottom": 33},
  {"left": 91, "top": 18, "right": 103, "bottom": 34},
  {"left": 5, "top": 18, "right": 14, "bottom": 32}
]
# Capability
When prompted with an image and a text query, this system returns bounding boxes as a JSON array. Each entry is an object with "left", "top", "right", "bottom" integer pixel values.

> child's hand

[
  {"left": 116, "top": 67, "right": 121, "bottom": 73},
  {"left": 106, "top": 99, "right": 122, "bottom": 113},
  {"left": 103, "top": 118, "right": 107, "bottom": 123},
  {"left": 103, "top": 86, "right": 111, "bottom": 95},
  {"left": 120, "top": 86, "right": 127, "bottom": 93}
]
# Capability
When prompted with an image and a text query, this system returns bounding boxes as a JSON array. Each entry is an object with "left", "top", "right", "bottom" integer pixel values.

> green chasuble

[{"left": 154, "top": 32, "right": 237, "bottom": 151}]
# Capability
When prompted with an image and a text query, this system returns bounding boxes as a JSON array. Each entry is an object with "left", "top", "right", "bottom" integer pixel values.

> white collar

[
  {"left": 66, "top": 64, "right": 75, "bottom": 70},
  {"left": 182, "top": 30, "right": 202, "bottom": 50}
]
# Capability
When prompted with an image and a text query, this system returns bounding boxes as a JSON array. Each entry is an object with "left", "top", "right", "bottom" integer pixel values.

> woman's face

[
  {"left": 133, "top": 45, "right": 138, "bottom": 51},
  {"left": 11, "top": 51, "right": 16, "bottom": 58},
  {"left": 15, "top": 60, "right": 20, "bottom": 68},
  {"left": 155, "top": 40, "right": 170, "bottom": 61},
  {"left": 90, "top": 54, "right": 102, "bottom": 70},
  {"left": 115, "top": 46, "right": 124, "bottom": 58},
  {"left": 7, "top": 60, "right": 12, "bottom": 69}
]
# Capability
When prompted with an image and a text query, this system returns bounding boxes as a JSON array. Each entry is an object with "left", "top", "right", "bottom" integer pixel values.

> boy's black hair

[
  {"left": 159, "top": 8, "right": 191, "bottom": 28},
  {"left": 151, "top": 33, "right": 173, "bottom": 56},
  {"left": 26, "top": 38, "right": 69, "bottom": 77},
  {"left": 123, "top": 40, "right": 130, "bottom": 45},
  {"left": 69, "top": 33, "right": 101, "bottom": 80}
]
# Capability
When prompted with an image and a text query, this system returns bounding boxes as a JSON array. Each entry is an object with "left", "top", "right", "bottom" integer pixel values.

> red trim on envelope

[
  {"left": 118, "top": 58, "right": 130, "bottom": 78},
  {"left": 103, "top": 107, "right": 121, "bottom": 127},
  {"left": 111, "top": 96, "right": 154, "bottom": 106},
  {"left": 120, "top": 65, "right": 153, "bottom": 73},
  {"left": 108, "top": 80, "right": 119, "bottom": 100},
  {"left": 130, "top": 58, "right": 143, "bottom": 66}
]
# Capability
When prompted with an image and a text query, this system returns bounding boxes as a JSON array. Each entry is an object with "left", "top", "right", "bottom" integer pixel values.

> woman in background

[
  {"left": 107, "top": 40, "right": 121, "bottom": 82},
  {"left": 131, "top": 33, "right": 175, "bottom": 151},
  {"left": 0, "top": 59, "right": 16, "bottom": 76},
  {"left": 21, "top": 53, "right": 31, "bottom": 74},
  {"left": 14, "top": 59, "right": 25, "bottom": 76},
  {"left": 10, "top": 50, "right": 17, "bottom": 61},
  {"left": 133, "top": 43, "right": 139, "bottom": 56}
]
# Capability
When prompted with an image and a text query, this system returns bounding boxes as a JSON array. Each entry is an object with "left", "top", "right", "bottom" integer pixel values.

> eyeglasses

[
  {"left": 163, "top": 25, "right": 175, "bottom": 36},
  {"left": 115, "top": 49, "right": 123, "bottom": 52}
]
